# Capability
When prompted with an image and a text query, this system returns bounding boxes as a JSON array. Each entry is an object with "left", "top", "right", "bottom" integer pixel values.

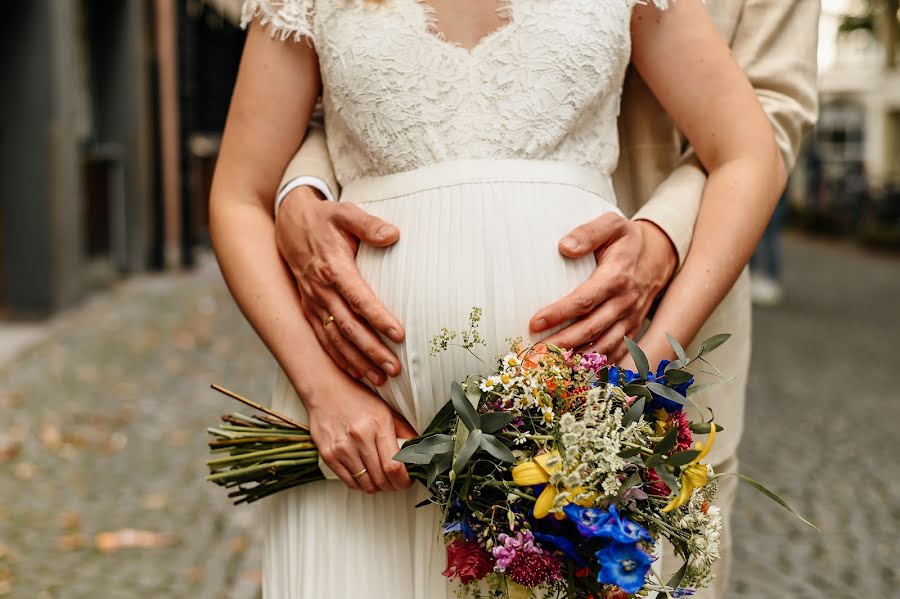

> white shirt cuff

[{"left": 275, "top": 176, "right": 336, "bottom": 216}]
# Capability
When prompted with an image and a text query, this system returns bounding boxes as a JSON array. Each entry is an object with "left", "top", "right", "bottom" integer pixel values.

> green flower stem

[
  {"left": 206, "top": 458, "right": 319, "bottom": 482},
  {"left": 206, "top": 443, "right": 317, "bottom": 467}
]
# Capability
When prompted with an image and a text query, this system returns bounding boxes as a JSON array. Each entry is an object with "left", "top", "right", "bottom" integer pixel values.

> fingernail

[
  {"left": 560, "top": 236, "right": 579, "bottom": 251},
  {"left": 375, "top": 225, "right": 396, "bottom": 240},
  {"left": 386, "top": 327, "right": 403, "bottom": 342},
  {"left": 366, "top": 370, "right": 383, "bottom": 386},
  {"left": 382, "top": 361, "right": 399, "bottom": 377},
  {"left": 533, "top": 318, "right": 548, "bottom": 331}
]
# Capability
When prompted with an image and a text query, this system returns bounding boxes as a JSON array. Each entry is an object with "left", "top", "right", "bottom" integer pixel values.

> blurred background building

[
  {"left": 805, "top": 0, "right": 900, "bottom": 240},
  {"left": 1, "top": 0, "right": 898, "bottom": 318},
  {"left": 0, "top": 0, "right": 243, "bottom": 316}
]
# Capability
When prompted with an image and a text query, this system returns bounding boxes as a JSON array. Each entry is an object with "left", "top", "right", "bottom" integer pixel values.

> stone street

[{"left": 0, "top": 235, "right": 897, "bottom": 598}]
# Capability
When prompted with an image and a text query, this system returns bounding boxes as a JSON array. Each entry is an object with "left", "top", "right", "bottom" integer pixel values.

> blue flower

[
  {"left": 595, "top": 542, "right": 653, "bottom": 594},
  {"left": 533, "top": 532, "right": 587, "bottom": 567},
  {"left": 608, "top": 366, "right": 639, "bottom": 388},
  {"left": 563, "top": 505, "right": 651, "bottom": 544},
  {"left": 645, "top": 360, "right": 695, "bottom": 414}
]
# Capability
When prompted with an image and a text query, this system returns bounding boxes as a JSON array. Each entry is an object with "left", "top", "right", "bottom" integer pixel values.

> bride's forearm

[
  {"left": 642, "top": 155, "right": 784, "bottom": 360},
  {"left": 210, "top": 196, "right": 346, "bottom": 406}
]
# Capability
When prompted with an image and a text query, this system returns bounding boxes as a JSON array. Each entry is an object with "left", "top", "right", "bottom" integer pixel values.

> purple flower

[
  {"left": 595, "top": 542, "right": 653, "bottom": 594},
  {"left": 563, "top": 505, "right": 651, "bottom": 544},
  {"left": 580, "top": 352, "right": 609, "bottom": 376},
  {"left": 492, "top": 529, "right": 538, "bottom": 572}
]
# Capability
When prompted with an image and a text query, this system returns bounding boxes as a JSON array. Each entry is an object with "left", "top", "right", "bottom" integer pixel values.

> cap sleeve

[{"left": 241, "top": 0, "right": 315, "bottom": 44}]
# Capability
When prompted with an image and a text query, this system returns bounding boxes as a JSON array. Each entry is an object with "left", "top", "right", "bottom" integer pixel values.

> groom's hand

[
  {"left": 276, "top": 186, "right": 405, "bottom": 386},
  {"left": 530, "top": 214, "right": 677, "bottom": 362}
]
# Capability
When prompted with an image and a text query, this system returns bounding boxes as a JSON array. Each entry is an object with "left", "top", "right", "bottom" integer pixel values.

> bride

[{"left": 210, "top": 0, "right": 785, "bottom": 596}]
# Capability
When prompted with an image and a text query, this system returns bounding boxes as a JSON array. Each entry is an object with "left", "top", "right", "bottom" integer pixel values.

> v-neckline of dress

[{"left": 410, "top": 0, "right": 517, "bottom": 57}]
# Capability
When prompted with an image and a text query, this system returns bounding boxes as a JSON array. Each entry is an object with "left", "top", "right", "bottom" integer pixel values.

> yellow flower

[
  {"left": 661, "top": 421, "right": 716, "bottom": 513},
  {"left": 512, "top": 451, "right": 594, "bottom": 519}
]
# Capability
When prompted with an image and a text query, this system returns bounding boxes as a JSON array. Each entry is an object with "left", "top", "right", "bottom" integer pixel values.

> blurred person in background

[
  {"left": 750, "top": 191, "right": 789, "bottom": 307},
  {"left": 210, "top": 0, "right": 816, "bottom": 597}
]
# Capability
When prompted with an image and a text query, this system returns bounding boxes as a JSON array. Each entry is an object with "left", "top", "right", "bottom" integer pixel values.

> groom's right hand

[{"left": 275, "top": 186, "right": 405, "bottom": 386}]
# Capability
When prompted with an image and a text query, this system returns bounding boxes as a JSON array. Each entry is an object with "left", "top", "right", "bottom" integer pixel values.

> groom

[{"left": 271, "top": 1, "right": 818, "bottom": 596}]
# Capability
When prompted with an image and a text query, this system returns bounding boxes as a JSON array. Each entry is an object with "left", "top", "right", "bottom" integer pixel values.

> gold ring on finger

[
  {"left": 323, "top": 315, "right": 335, "bottom": 327},
  {"left": 352, "top": 468, "right": 368, "bottom": 479}
]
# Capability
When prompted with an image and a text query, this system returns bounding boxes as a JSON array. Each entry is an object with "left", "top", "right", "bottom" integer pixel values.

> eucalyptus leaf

[
  {"left": 665, "top": 450, "right": 701, "bottom": 468},
  {"left": 618, "top": 446, "right": 642, "bottom": 458},
  {"left": 480, "top": 412, "right": 517, "bottom": 434},
  {"left": 624, "top": 397, "right": 646, "bottom": 425},
  {"left": 411, "top": 434, "right": 455, "bottom": 455},
  {"left": 644, "top": 454, "right": 663, "bottom": 468},
  {"left": 426, "top": 460, "right": 442, "bottom": 488},
  {"left": 654, "top": 463, "right": 680, "bottom": 493},
  {"left": 451, "top": 381, "right": 481, "bottom": 431},
  {"left": 726, "top": 472, "right": 819, "bottom": 530},
  {"left": 653, "top": 426, "right": 680, "bottom": 456},
  {"left": 453, "top": 429, "right": 483, "bottom": 475},
  {"left": 623, "top": 384, "right": 652, "bottom": 400},
  {"left": 664, "top": 359, "right": 687, "bottom": 371},
  {"left": 646, "top": 381, "right": 686, "bottom": 408},
  {"left": 653, "top": 560, "right": 689, "bottom": 599},
  {"left": 624, "top": 337, "right": 650, "bottom": 379},
  {"left": 423, "top": 399, "right": 457, "bottom": 436},
  {"left": 699, "top": 333, "right": 731, "bottom": 356},
  {"left": 479, "top": 434, "right": 515, "bottom": 463},
  {"left": 663, "top": 369, "right": 693, "bottom": 385},
  {"left": 394, "top": 445, "right": 436, "bottom": 465},
  {"left": 666, "top": 333, "right": 688, "bottom": 363}
]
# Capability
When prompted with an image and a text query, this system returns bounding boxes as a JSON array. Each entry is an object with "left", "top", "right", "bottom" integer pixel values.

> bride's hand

[
  {"left": 276, "top": 186, "right": 405, "bottom": 386},
  {"left": 306, "top": 375, "right": 417, "bottom": 494}
]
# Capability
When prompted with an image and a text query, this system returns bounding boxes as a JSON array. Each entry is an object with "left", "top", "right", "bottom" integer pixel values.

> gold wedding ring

[
  {"left": 352, "top": 468, "right": 368, "bottom": 479},
  {"left": 323, "top": 315, "right": 335, "bottom": 327}
]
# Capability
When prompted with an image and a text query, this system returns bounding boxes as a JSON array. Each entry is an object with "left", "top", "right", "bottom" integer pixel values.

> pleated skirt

[{"left": 263, "top": 159, "right": 621, "bottom": 599}]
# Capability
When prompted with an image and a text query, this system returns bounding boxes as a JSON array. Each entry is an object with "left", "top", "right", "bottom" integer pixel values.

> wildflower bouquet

[{"left": 206, "top": 313, "right": 810, "bottom": 598}]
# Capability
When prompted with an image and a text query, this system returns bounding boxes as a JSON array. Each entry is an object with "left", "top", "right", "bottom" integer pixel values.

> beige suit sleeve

[
  {"left": 278, "top": 123, "right": 340, "bottom": 198},
  {"left": 633, "top": 0, "right": 820, "bottom": 265}
]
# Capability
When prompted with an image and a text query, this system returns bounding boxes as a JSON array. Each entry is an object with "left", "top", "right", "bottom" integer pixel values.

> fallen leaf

[
  {"left": 40, "top": 423, "right": 62, "bottom": 450},
  {"left": 13, "top": 462, "right": 36, "bottom": 480},
  {"left": 100, "top": 432, "right": 127, "bottom": 453},
  {"left": 56, "top": 533, "right": 86, "bottom": 551},
  {"left": 0, "top": 393, "right": 23, "bottom": 409},
  {"left": 142, "top": 494, "right": 169, "bottom": 510},
  {"left": 0, "top": 437, "right": 21, "bottom": 463},
  {"left": 95, "top": 529, "right": 178, "bottom": 552},
  {"left": 58, "top": 511, "right": 81, "bottom": 531}
]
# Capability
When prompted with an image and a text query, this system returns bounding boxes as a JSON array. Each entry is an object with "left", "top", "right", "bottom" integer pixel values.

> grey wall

[{"left": 0, "top": 2, "right": 56, "bottom": 312}]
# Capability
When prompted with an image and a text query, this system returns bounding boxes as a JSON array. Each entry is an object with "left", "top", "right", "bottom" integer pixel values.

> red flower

[
  {"left": 505, "top": 551, "right": 564, "bottom": 587},
  {"left": 602, "top": 589, "right": 630, "bottom": 599},
  {"left": 644, "top": 468, "right": 671, "bottom": 497},
  {"left": 442, "top": 538, "right": 494, "bottom": 585},
  {"left": 673, "top": 410, "right": 693, "bottom": 452}
]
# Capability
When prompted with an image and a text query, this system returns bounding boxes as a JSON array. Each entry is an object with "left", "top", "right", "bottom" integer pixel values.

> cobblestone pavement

[
  {"left": 0, "top": 236, "right": 897, "bottom": 598},
  {"left": 729, "top": 235, "right": 900, "bottom": 598},
  {"left": 0, "top": 257, "right": 269, "bottom": 599}
]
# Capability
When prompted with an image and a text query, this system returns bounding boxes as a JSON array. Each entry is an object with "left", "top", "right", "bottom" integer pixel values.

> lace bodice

[{"left": 242, "top": 0, "right": 647, "bottom": 187}]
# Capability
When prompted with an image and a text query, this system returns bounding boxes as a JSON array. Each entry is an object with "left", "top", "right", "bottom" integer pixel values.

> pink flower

[{"left": 442, "top": 538, "right": 494, "bottom": 585}]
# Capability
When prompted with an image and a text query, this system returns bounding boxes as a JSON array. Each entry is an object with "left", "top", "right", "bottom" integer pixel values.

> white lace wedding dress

[{"left": 241, "top": 1, "right": 655, "bottom": 597}]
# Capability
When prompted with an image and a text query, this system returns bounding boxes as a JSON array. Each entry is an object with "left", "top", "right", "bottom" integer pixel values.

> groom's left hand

[{"left": 530, "top": 214, "right": 677, "bottom": 362}]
